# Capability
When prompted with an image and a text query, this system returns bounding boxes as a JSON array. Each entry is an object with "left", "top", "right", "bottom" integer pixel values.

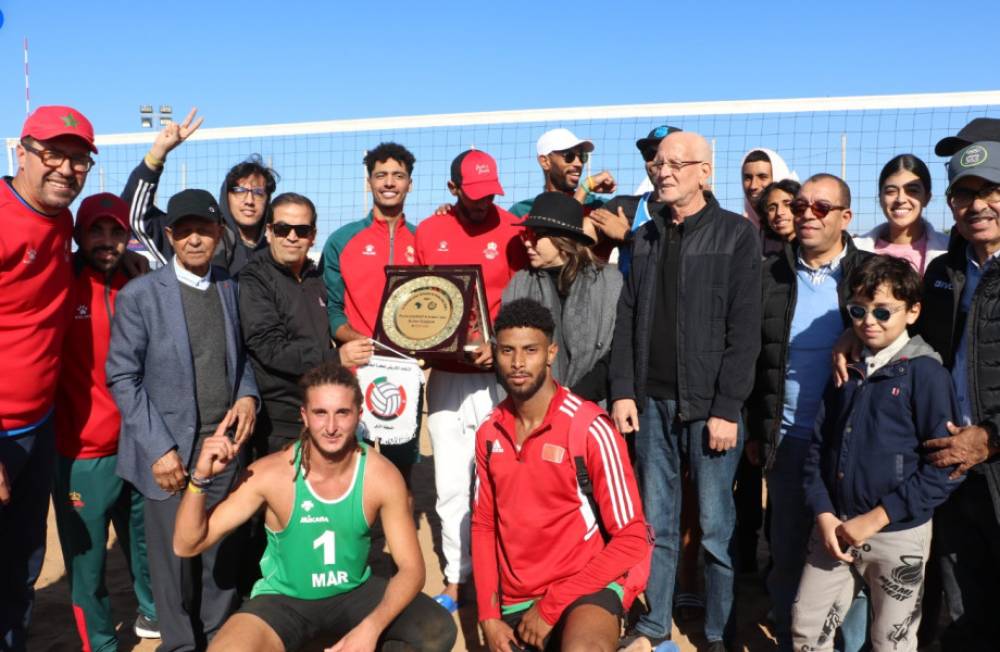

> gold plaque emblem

[{"left": 381, "top": 276, "right": 465, "bottom": 350}]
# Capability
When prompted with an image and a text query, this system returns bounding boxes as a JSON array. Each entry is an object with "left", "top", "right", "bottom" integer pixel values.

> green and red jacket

[{"left": 320, "top": 212, "right": 416, "bottom": 339}]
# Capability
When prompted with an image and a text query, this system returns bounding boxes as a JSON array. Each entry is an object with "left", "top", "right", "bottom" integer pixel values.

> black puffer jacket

[
  {"left": 609, "top": 192, "right": 761, "bottom": 422},
  {"left": 918, "top": 232, "right": 1000, "bottom": 523},
  {"left": 746, "top": 235, "right": 871, "bottom": 470},
  {"left": 238, "top": 248, "right": 339, "bottom": 429}
]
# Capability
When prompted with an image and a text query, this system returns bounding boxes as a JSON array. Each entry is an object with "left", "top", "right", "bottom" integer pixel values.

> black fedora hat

[{"left": 522, "top": 192, "right": 595, "bottom": 245}]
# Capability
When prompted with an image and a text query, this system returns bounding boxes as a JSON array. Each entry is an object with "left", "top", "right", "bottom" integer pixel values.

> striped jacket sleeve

[
  {"left": 535, "top": 413, "right": 649, "bottom": 625},
  {"left": 120, "top": 160, "right": 170, "bottom": 265}
]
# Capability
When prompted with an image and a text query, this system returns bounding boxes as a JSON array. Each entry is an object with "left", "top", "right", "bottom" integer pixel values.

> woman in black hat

[{"left": 502, "top": 191, "right": 623, "bottom": 404}]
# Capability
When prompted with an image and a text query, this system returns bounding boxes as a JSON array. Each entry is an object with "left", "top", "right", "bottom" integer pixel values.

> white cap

[{"left": 536, "top": 128, "right": 595, "bottom": 157}]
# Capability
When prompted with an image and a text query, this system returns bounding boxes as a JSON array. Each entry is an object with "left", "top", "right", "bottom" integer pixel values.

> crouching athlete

[{"left": 173, "top": 362, "right": 456, "bottom": 652}]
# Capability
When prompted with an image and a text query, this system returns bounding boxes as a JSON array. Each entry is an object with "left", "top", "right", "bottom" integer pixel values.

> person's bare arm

[
  {"left": 173, "top": 417, "right": 267, "bottom": 557},
  {"left": 326, "top": 456, "right": 424, "bottom": 651}
]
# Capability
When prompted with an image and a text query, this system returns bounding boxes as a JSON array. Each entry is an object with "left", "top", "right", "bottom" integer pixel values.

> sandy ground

[{"left": 30, "top": 427, "right": 777, "bottom": 652}]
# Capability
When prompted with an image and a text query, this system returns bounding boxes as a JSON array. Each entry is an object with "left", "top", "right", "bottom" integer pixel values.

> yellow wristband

[
  {"left": 186, "top": 482, "right": 204, "bottom": 495},
  {"left": 144, "top": 151, "right": 164, "bottom": 169},
  {"left": 583, "top": 176, "right": 593, "bottom": 192}
]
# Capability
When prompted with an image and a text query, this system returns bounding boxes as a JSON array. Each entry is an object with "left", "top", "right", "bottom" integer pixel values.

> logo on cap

[
  {"left": 61, "top": 113, "right": 79, "bottom": 128},
  {"left": 475, "top": 163, "right": 491, "bottom": 176},
  {"left": 207, "top": 205, "right": 216, "bottom": 213},
  {"left": 653, "top": 126, "right": 670, "bottom": 138},
  {"left": 961, "top": 145, "right": 988, "bottom": 168}
]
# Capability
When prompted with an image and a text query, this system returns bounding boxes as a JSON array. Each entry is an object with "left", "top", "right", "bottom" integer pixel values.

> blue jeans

[
  {"left": 0, "top": 415, "right": 55, "bottom": 652},
  {"left": 766, "top": 435, "right": 813, "bottom": 652},
  {"left": 633, "top": 398, "right": 742, "bottom": 642}
]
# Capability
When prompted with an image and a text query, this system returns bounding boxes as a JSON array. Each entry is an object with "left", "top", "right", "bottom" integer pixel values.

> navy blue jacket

[{"left": 803, "top": 335, "right": 962, "bottom": 531}]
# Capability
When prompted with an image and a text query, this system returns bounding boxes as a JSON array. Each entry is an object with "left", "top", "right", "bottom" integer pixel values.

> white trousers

[{"left": 426, "top": 369, "right": 501, "bottom": 584}]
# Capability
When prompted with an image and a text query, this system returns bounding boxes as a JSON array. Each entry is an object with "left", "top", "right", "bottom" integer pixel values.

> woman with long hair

[
  {"left": 502, "top": 192, "right": 622, "bottom": 403},
  {"left": 854, "top": 153, "right": 948, "bottom": 275}
]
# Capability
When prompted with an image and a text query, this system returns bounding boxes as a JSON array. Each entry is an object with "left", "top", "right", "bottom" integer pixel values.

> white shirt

[
  {"left": 863, "top": 331, "right": 910, "bottom": 376},
  {"left": 172, "top": 255, "right": 212, "bottom": 291}
]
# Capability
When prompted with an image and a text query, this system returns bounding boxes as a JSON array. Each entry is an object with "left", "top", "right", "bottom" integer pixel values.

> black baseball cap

[
  {"left": 636, "top": 124, "right": 682, "bottom": 153},
  {"left": 935, "top": 118, "right": 1000, "bottom": 157},
  {"left": 165, "top": 189, "right": 222, "bottom": 228}
]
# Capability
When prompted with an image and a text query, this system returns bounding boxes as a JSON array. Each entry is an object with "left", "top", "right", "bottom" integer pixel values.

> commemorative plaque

[{"left": 374, "top": 265, "right": 492, "bottom": 360}]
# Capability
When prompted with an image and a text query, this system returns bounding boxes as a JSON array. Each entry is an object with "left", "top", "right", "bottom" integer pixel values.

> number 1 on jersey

[{"left": 313, "top": 530, "right": 336, "bottom": 566}]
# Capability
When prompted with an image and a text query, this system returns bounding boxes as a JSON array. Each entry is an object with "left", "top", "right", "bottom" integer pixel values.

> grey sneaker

[{"left": 134, "top": 614, "right": 160, "bottom": 639}]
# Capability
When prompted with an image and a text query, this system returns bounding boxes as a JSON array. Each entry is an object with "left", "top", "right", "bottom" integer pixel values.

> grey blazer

[{"left": 106, "top": 264, "right": 259, "bottom": 500}]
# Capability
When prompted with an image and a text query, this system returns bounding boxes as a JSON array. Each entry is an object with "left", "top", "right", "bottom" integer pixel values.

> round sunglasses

[{"left": 846, "top": 303, "right": 906, "bottom": 322}]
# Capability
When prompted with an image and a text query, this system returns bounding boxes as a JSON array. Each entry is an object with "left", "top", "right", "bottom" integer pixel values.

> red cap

[
  {"left": 21, "top": 106, "right": 98, "bottom": 153},
  {"left": 74, "top": 193, "right": 130, "bottom": 245},
  {"left": 450, "top": 150, "right": 504, "bottom": 200}
]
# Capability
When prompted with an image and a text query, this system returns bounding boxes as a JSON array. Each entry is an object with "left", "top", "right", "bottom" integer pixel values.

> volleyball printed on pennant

[{"left": 364, "top": 376, "right": 407, "bottom": 420}]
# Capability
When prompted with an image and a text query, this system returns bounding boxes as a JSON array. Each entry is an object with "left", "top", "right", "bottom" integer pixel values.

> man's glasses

[
  {"left": 230, "top": 185, "right": 268, "bottom": 198},
  {"left": 846, "top": 303, "right": 906, "bottom": 322},
  {"left": 649, "top": 159, "right": 702, "bottom": 174},
  {"left": 790, "top": 199, "right": 847, "bottom": 219},
  {"left": 21, "top": 140, "right": 93, "bottom": 172},
  {"left": 553, "top": 149, "right": 589, "bottom": 165},
  {"left": 948, "top": 183, "right": 1000, "bottom": 207},
  {"left": 270, "top": 222, "right": 314, "bottom": 238}
]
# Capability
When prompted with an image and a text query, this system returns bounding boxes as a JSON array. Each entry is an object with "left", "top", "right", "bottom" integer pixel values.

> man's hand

[
  {"left": 339, "top": 339, "right": 374, "bottom": 368},
  {"left": 516, "top": 604, "right": 553, "bottom": 650},
  {"left": 925, "top": 421, "right": 990, "bottom": 479},
  {"left": 193, "top": 427, "right": 239, "bottom": 481},
  {"left": 230, "top": 396, "right": 257, "bottom": 447},
  {"left": 324, "top": 618, "right": 380, "bottom": 652},
  {"left": 611, "top": 399, "right": 639, "bottom": 434},
  {"left": 468, "top": 342, "right": 493, "bottom": 370},
  {"left": 744, "top": 439, "right": 762, "bottom": 466},
  {"left": 587, "top": 206, "right": 630, "bottom": 242},
  {"left": 482, "top": 619, "right": 520, "bottom": 652},
  {"left": 816, "top": 512, "right": 853, "bottom": 563},
  {"left": 0, "top": 461, "right": 10, "bottom": 505},
  {"left": 121, "top": 250, "right": 151, "bottom": 277},
  {"left": 152, "top": 450, "right": 187, "bottom": 494},
  {"left": 149, "top": 107, "right": 204, "bottom": 163},
  {"left": 706, "top": 416, "right": 738, "bottom": 452},
  {"left": 831, "top": 328, "right": 862, "bottom": 388},
  {"left": 836, "top": 506, "right": 889, "bottom": 548},
  {"left": 583, "top": 171, "right": 617, "bottom": 195},
  {"left": 433, "top": 203, "right": 453, "bottom": 216}
]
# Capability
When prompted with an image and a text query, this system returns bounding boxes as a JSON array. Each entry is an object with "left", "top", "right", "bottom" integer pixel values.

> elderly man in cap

[
  {"left": 414, "top": 149, "right": 528, "bottom": 610},
  {"left": 0, "top": 105, "right": 99, "bottom": 650},
  {"left": 912, "top": 140, "right": 1000, "bottom": 652},
  {"left": 53, "top": 193, "right": 160, "bottom": 650},
  {"left": 107, "top": 188, "right": 259, "bottom": 652}
]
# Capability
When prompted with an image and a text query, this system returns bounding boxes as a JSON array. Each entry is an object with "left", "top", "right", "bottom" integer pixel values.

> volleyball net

[{"left": 8, "top": 90, "right": 1000, "bottom": 249}]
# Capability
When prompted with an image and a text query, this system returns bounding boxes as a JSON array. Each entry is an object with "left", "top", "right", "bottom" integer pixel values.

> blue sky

[{"left": 0, "top": 0, "right": 996, "bottom": 136}]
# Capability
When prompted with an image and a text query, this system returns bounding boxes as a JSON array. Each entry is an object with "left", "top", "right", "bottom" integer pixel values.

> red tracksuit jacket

[{"left": 471, "top": 383, "right": 648, "bottom": 625}]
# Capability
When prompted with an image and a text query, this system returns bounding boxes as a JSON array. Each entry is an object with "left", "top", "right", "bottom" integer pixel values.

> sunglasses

[
  {"left": 554, "top": 149, "right": 589, "bottom": 165},
  {"left": 520, "top": 227, "right": 557, "bottom": 243},
  {"left": 846, "top": 303, "right": 906, "bottom": 322},
  {"left": 270, "top": 222, "right": 314, "bottom": 238},
  {"left": 790, "top": 199, "right": 847, "bottom": 219}
]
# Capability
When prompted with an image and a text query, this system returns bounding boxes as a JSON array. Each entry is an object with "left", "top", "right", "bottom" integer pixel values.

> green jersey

[{"left": 251, "top": 442, "right": 372, "bottom": 600}]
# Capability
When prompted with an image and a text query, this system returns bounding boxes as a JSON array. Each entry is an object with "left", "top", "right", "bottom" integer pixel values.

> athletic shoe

[{"left": 133, "top": 614, "right": 160, "bottom": 639}]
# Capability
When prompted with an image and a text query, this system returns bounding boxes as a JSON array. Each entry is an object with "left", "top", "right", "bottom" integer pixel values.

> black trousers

[{"left": 937, "top": 474, "right": 1000, "bottom": 652}]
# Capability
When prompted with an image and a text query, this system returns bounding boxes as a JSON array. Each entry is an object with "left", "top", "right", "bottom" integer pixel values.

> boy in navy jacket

[{"left": 793, "top": 255, "right": 962, "bottom": 652}]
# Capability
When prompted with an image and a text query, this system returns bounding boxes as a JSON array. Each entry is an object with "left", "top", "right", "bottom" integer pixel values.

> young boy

[{"left": 792, "top": 255, "right": 962, "bottom": 652}]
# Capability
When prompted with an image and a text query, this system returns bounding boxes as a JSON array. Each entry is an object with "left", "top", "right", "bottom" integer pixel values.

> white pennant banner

[{"left": 356, "top": 354, "right": 424, "bottom": 445}]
